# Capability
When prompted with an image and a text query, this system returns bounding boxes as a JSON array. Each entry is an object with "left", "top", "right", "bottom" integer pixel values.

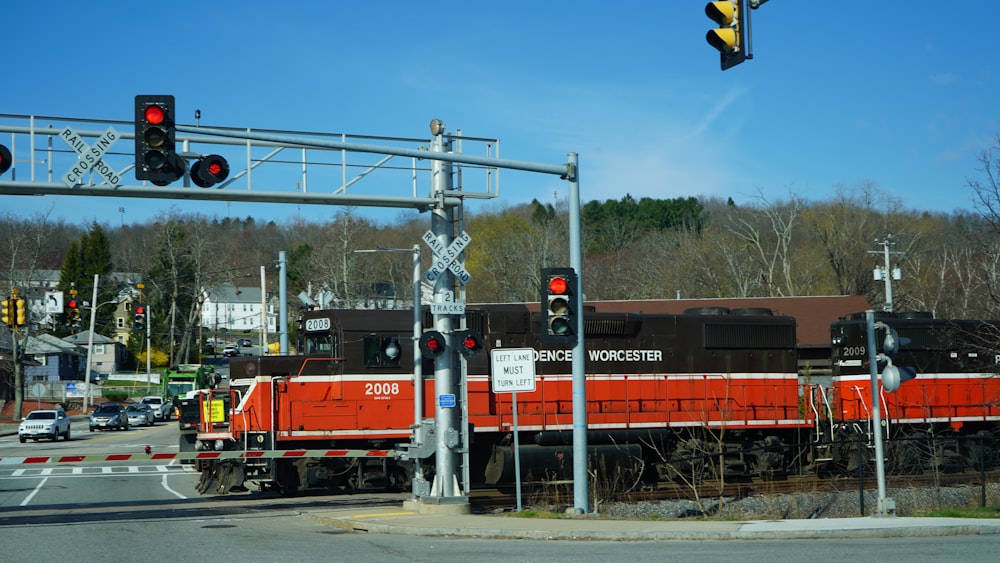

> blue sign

[
  {"left": 438, "top": 394, "right": 456, "bottom": 408},
  {"left": 65, "top": 382, "right": 84, "bottom": 398}
]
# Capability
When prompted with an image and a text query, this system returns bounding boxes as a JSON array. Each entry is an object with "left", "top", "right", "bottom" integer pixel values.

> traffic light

[
  {"left": 15, "top": 298, "right": 26, "bottom": 326},
  {"left": 190, "top": 154, "right": 230, "bottom": 188},
  {"left": 134, "top": 95, "right": 185, "bottom": 186},
  {"left": 133, "top": 303, "right": 147, "bottom": 334},
  {"left": 455, "top": 329, "right": 484, "bottom": 358},
  {"left": 0, "top": 144, "right": 11, "bottom": 176},
  {"left": 541, "top": 267, "right": 578, "bottom": 345},
  {"left": 0, "top": 298, "right": 11, "bottom": 326},
  {"left": 876, "top": 324, "right": 916, "bottom": 392},
  {"left": 65, "top": 295, "right": 81, "bottom": 328},
  {"left": 419, "top": 330, "right": 446, "bottom": 359},
  {"left": 705, "top": 0, "right": 748, "bottom": 70}
]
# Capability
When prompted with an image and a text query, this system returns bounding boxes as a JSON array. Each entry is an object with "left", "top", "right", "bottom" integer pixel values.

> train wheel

[{"left": 275, "top": 460, "right": 301, "bottom": 496}]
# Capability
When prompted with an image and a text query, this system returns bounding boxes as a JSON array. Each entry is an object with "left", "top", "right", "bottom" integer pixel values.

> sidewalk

[{"left": 303, "top": 505, "right": 1000, "bottom": 541}]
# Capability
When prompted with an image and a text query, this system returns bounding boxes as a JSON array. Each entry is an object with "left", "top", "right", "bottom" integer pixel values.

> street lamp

[{"left": 82, "top": 275, "right": 120, "bottom": 413}]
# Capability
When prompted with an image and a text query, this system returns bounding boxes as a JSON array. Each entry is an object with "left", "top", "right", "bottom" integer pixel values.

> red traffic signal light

[
  {"left": 456, "top": 329, "right": 484, "bottom": 358},
  {"left": 135, "top": 95, "right": 184, "bottom": 185},
  {"left": 66, "top": 299, "right": 78, "bottom": 310},
  {"left": 133, "top": 304, "right": 147, "bottom": 333},
  {"left": 144, "top": 104, "right": 165, "bottom": 125},
  {"left": 541, "top": 267, "right": 578, "bottom": 345},
  {"left": 0, "top": 144, "right": 11, "bottom": 176},
  {"left": 419, "top": 330, "right": 446, "bottom": 359},
  {"left": 191, "top": 154, "right": 230, "bottom": 187}
]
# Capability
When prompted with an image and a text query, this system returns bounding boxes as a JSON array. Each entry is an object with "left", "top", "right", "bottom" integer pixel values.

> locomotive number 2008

[
  {"left": 305, "top": 318, "right": 331, "bottom": 332},
  {"left": 365, "top": 382, "right": 400, "bottom": 396}
]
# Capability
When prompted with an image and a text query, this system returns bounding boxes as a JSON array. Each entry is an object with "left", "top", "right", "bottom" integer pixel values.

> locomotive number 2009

[
  {"left": 842, "top": 346, "right": 866, "bottom": 358},
  {"left": 365, "top": 382, "right": 400, "bottom": 396}
]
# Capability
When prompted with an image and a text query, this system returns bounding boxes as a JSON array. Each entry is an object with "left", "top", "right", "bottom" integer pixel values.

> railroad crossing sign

[
  {"left": 423, "top": 230, "right": 472, "bottom": 285},
  {"left": 60, "top": 126, "right": 122, "bottom": 188}
]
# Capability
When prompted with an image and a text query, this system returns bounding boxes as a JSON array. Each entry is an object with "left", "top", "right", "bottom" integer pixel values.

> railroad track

[{"left": 469, "top": 469, "right": 1000, "bottom": 512}]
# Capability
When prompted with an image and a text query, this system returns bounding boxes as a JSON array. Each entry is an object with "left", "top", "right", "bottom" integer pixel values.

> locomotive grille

[
  {"left": 704, "top": 323, "right": 795, "bottom": 349},
  {"left": 583, "top": 314, "right": 642, "bottom": 337}
]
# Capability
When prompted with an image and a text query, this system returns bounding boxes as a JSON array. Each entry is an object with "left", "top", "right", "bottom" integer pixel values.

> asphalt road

[{"left": 3, "top": 419, "right": 999, "bottom": 563}]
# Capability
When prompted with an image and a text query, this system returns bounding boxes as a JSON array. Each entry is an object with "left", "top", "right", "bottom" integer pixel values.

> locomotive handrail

[
  {"left": 852, "top": 386, "right": 876, "bottom": 446},
  {"left": 296, "top": 357, "right": 345, "bottom": 377},
  {"left": 879, "top": 386, "right": 892, "bottom": 438}
]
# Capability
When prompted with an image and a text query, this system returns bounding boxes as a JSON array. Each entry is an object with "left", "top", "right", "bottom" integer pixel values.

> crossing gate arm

[{"left": 0, "top": 449, "right": 403, "bottom": 465}]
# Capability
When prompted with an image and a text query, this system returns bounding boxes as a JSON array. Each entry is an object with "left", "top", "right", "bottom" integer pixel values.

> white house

[{"left": 201, "top": 282, "right": 276, "bottom": 336}]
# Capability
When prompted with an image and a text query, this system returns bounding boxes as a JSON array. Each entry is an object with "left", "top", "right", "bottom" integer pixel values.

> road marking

[
  {"left": 2, "top": 465, "right": 196, "bottom": 479},
  {"left": 20, "top": 477, "right": 47, "bottom": 506},
  {"left": 162, "top": 473, "right": 188, "bottom": 500}
]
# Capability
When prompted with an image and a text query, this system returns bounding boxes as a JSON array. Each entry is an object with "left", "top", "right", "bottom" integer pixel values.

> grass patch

[
  {"left": 510, "top": 510, "right": 568, "bottom": 519},
  {"left": 918, "top": 506, "right": 1000, "bottom": 519}
]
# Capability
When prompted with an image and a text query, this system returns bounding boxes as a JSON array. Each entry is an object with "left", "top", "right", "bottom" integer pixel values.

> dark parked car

[
  {"left": 89, "top": 403, "right": 129, "bottom": 431},
  {"left": 238, "top": 338, "right": 253, "bottom": 347}
]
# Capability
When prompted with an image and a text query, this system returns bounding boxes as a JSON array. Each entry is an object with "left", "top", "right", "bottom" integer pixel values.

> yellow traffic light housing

[
  {"left": 15, "top": 298, "right": 26, "bottom": 326},
  {"left": 0, "top": 298, "right": 11, "bottom": 326},
  {"left": 706, "top": 0, "right": 749, "bottom": 70}
]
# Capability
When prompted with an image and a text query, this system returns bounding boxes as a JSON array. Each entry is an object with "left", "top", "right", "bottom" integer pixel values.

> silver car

[
  {"left": 126, "top": 404, "right": 154, "bottom": 426},
  {"left": 89, "top": 403, "right": 129, "bottom": 431},
  {"left": 140, "top": 396, "right": 170, "bottom": 421}
]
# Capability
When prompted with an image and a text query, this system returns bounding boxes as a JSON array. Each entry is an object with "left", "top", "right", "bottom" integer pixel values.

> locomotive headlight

[{"left": 384, "top": 338, "right": 401, "bottom": 360}]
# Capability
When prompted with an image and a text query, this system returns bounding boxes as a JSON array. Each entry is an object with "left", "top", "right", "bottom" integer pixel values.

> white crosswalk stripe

[{"left": 3, "top": 465, "right": 196, "bottom": 479}]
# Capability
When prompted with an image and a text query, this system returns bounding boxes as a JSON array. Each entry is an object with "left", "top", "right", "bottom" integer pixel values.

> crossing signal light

[
  {"left": 876, "top": 324, "right": 916, "bottom": 392},
  {"left": 0, "top": 144, "right": 11, "bottom": 176},
  {"left": 419, "top": 330, "right": 446, "bottom": 359},
  {"left": 0, "top": 299, "right": 11, "bottom": 326},
  {"left": 456, "top": 329, "right": 484, "bottom": 358},
  {"left": 705, "top": 0, "right": 748, "bottom": 70},
  {"left": 541, "top": 267, "right": 578, "bottom": 345},
  {"left": 190, "top": 154, "right": 230, "bottom": 187},
  {"left": 135, "top": 95, "right": 185, "bottom": 186},
  {"left": 133, "top": 303, "right": 147, "bottom": 334}
]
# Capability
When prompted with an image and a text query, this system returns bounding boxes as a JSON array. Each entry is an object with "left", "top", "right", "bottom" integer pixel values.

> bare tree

[
  {"left": 969, "top": 137, "right": 1000, "bottom": 232},
  {"left": 725, "top": 191, "right": 806, "bottom": 296},
  {"left": 0, "top": 210, "right": 56, "bottom": 420}
]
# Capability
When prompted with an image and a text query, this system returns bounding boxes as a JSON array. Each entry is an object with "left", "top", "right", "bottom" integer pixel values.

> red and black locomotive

[{"left": 183, "top": 305, "right": 1000, "bottom": 495}]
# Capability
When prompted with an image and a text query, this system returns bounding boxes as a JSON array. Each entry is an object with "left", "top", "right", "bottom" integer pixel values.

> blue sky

[{"left": 1, "top": 1, "right": 997, "bottom": 227}]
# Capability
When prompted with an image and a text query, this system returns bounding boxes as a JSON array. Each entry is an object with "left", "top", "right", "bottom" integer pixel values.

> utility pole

[{"left": 870, "top": 235, "right": 902, "bottom": 312}]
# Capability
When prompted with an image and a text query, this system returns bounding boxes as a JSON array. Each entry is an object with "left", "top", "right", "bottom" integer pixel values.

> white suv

[
  {"left": 140, "top": 396, "right": 171, "bottom": 421},
  {"left": 19, "top": 408, "right": 72, "bottom": 442}
]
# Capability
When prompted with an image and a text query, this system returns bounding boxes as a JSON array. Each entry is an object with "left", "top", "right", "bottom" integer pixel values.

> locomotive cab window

[
  {"left": 364, "top": 335, "right": 402, "bottom": 368},
  {"left": 304, "top": 331, "right": 337, "bottom": 356}
]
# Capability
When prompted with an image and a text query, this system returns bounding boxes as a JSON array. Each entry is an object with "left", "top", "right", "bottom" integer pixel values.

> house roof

[
  {"left": 204, "top": 282, "right": 263, "bottom": 304},
  {"left": 587, "top": 295, "right": 871, "bottom": 349},
  {"left": 62, "top": 331, "right": 116, "bottom": 345},
  {"left": 25, "top": 333, "right": 86, "bottom": 356}
]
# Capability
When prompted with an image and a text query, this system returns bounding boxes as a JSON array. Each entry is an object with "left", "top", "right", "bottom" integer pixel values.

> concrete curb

[{"left": 301, "top": 509, "right": 1000, "bottom": 541}]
